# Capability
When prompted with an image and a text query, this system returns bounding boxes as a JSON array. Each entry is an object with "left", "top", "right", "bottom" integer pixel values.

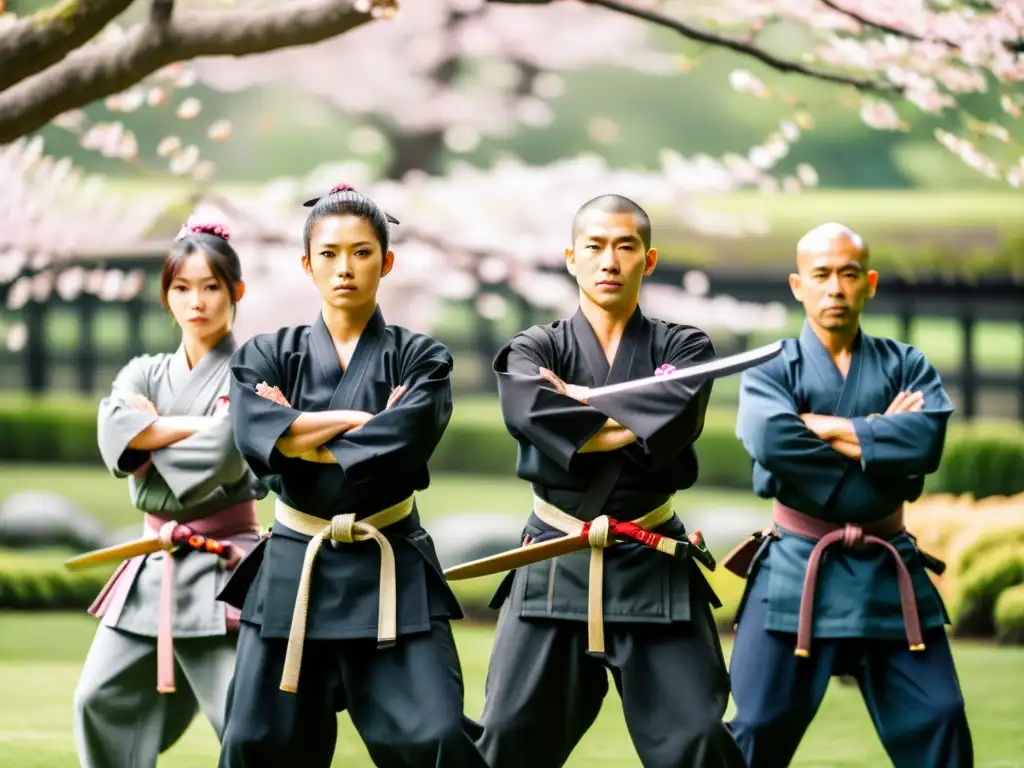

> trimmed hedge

[
  {"left": 0, "top": 546, "right": 747, "bottom": 630},
  {"left": 928, "top": 422, "right": 1024, "bottom": 500},
  {"left": 2, "top": 396, "right": 1022, "bottom": 498},
  {"left": 0, "top": 549, "right": 115, "bottom": 611}
]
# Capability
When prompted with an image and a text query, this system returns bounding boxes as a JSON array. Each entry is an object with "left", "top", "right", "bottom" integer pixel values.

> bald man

[
  {"left": 722, "top": 222, "right": 974, "bottom": 767},
  {"left": 473, "top": 194, "right": 747, "bottom": 768}
]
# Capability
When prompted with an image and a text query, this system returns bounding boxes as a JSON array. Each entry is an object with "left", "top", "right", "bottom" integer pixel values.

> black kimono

[
  {"left": 476, "top": 307, "right": 746, "bottom": 768},
  {"left": 216, "top": 307, "right": 487, "bottom": 768}
]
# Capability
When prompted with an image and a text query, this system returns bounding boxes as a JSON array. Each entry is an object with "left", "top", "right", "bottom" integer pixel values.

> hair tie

[
  {"left": 176, "top": 222, "right": 231, "bottom": 242},
  {"left": 301, "top": 184, "right": 401, "bottom": 225}
]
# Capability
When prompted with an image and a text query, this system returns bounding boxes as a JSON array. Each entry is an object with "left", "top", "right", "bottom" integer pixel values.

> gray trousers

[
  {"left": 73, "top": 624, "right": 237, "bottom": 768},
  {"left": 476, "top": 583, "right": 747, "bottom": 768}
]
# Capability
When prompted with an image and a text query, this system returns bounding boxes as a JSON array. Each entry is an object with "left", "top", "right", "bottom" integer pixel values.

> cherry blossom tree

[
  {"left": 0, "top": 126, "right": 796, "bottom": 357},
  {"left": 1, "top": 1, "right": 1021, "bottom": 182},
  {"left": 3, "top": 0, "right": 1022, "bottom": 367}
]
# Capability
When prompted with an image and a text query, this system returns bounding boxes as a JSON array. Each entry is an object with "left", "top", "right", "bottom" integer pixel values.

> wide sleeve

[
  {"left": 850, "top": 348, "right": 953, "bottom": 477},
  {"left": 96, "top": 355, "right": 160, "bottom": 478},
  {"left": 324, "top": 337, "right": 453, "bottom": 486},
  {"left": 588, "top": 328, "right": 715, "bottom": 469},
  {"left": 493, "top": 332, "right": 607, "bottom": 473},
  {"left": 736, "top": 359, "right": 850, "bottom": 509},
  {"left": 228, "top": 337, "right": 302, "bottom": 478},
  {"left": 147, "top": 417, "right": 248, "bottom": 507}
]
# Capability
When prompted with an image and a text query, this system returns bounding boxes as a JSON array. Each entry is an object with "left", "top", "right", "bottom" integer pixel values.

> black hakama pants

[
  {"left": 475, "top": 580, "right": 747, "bottom": 768},
  {"left": 218, "top": 617, "right": 488, "bottom": 768}
]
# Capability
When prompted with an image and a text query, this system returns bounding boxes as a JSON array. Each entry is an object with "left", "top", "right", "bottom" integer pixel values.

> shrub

[
  {"left": 0, "top": 548, "right": 114, "bottom": 611},
  {"left": 0, "top": 546, "right": 744, "bottom": 629},
  {"left": 903, "top": 492, "right": 1024, "bottom": 639},
  {"left": 3, "top": 396, "right": 1021, "bottom": 500},
  {"left": 929, "top": 422, "right": 1024, "bottom": 499},
  {"left": 993, "top": 584, "right": 1024, "bottom": 645},
  {"left": 949, "top": 545, "right": 1024, "bottom": 637}
]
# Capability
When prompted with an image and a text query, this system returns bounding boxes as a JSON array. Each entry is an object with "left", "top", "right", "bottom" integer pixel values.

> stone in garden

[
  {"left": 0, "top": 491, "right": 108, "bottom": 551},
  {"left": 427, "top": 513, "right": 524, "bottom": 569},
  {"left": 686, "top": 506, "right": 772, "bottom": 554}
]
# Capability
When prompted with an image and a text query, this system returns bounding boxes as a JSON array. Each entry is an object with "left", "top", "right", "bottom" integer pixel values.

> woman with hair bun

[
  {"left": 216, "top": 184, "right": 488, "bottom": 767},
  {"left": 73, "top": 220, "right": 266, "bottom": 768}
]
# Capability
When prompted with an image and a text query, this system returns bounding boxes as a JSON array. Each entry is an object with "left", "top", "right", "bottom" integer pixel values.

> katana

[
  {"left": 444, "top": 521, "right": 716, "bottom": 581},
  {"left": 586, "top": 341, "right": 783, "bottom": 399},
  {"left": 65, "top": 525, "right": 237, "bottom": 571}
]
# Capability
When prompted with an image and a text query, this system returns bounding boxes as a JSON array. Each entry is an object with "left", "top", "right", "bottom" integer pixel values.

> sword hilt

[
  {"left": 172, "top": 527, "right": 238, "bottom": 565},
  {"left": 687, "top": 531, "right": 717, "bottom": 571},
  {"left": 581, "top": 519, "right": 716, "bottom": 571}
]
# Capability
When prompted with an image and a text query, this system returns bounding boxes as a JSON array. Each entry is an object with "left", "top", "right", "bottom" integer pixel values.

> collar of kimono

[
  {"left": 569, "top": 305, "right": 644, "bottom": 387},
  {"left": 272, "top": 495, "right": 414, "bottom": 694},
  {"left": 531, "top": 496, "right": 675, "bottom": 654}
]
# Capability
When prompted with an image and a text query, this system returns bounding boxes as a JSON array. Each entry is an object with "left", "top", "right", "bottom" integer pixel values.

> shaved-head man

[
  {"left": 472, "top": 194, "right": 748, "bottom": 768},
  {"left": 723, "top": 223, "right": 974, "bottom": 767}
]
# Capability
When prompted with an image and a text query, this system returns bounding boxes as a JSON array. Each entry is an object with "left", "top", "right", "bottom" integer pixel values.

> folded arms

[
  {"left": 228, "top": 337, "right": 453, "bottom": 486},
  {"left": 497, "top": 328, "right": 714, "bottom": 471},
  {"left": 738, "top": 350, "right": 952, "bottom": 511}
]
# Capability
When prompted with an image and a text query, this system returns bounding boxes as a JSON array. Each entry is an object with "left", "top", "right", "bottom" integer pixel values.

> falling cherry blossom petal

[
  {"left": 859, "top": 98, "right": 903, "bottom": 131},
  {"left": 176, "top": 98, "right": 202, "bottom": 120}
]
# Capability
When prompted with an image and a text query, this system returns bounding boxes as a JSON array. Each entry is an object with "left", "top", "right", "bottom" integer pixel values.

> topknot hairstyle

[
  {"left": 302, "top": 182, "right": 399, "bottom": 256},
  {"left": 161, "top": 217, "right": 243, "bottom": 311}
]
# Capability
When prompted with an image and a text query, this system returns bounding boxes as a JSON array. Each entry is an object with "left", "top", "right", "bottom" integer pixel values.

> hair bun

[
  {"left": 300, "top": 184, "right": 401, "bottom": 226},
  {"left": 176, "top": 221, "right": 231, "bottom": 242}
]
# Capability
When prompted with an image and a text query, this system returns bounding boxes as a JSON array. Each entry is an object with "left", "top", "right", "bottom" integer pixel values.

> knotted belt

[
  {"left": 273, "top": 495, "right": 414, "bottom": 693},
  {"left": 722, "top": 500, "right": 933, "bottom": 658},
  {"left": 532, "top": 495, "right": 674, "bottom": 654},
  {"left": 86, "top": 501, "right": 260, "bottom": 693}
]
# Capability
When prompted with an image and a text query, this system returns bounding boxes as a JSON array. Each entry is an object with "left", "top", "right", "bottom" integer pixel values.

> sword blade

[
  {"left": 65, "top": 538, "right": 166, "bottom": 571},
  {"left": 586, "top": 341, "right": 783, "bottom": 399},
  {"left": 443, "top": 535, "right": 587, "bottom": 581}
]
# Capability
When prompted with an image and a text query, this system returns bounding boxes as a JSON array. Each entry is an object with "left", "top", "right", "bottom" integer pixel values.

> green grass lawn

[{"left": 0, "top": 612, "right": 1021, "bottom": 767}]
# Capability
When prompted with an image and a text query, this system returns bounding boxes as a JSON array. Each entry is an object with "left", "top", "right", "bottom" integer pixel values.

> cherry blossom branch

[
  {"left": 0, "top": 0, "right": 134, "bottom": 94},
  {"left": 0, "top": 0, "right": 393, "bottom": 145},
  {"left": 817, "top": 0, "right": 960, "bottom": 47},
  {"left": 824, "top": 0, "right": 1024, "bottom": 54},
  {"left": 583, "top": 0, "right": 901, "bottom": 94}
]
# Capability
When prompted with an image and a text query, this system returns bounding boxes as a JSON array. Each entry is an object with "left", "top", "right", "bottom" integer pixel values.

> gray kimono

[{"left": 73, "top": 332, "right": 266, "bottom": 768}]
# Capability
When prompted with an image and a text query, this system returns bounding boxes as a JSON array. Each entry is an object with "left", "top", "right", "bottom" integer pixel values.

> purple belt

[{"left": 722, "top": 500, "right": 925, "bottom": 658}]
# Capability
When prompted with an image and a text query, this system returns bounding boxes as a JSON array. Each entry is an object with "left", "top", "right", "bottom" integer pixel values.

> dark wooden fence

[{"left": 1, "top": 251, "right": 1022, "bottom": 420}]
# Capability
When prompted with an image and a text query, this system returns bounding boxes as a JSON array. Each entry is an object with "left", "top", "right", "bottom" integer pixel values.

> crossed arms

[
  {"left": 534, "top": 368, "right": 637, "bottom": 454},
  {"left": 255, "top": 382, "right": 406, "bottom": 464},
  {"left": 800, "top": 389, "right": 924, "bottom": 462},
  {"left": 123, "top": 393, "right": 230, "bottom": 452},
  {"left": 738, "top": 350, "right": 952, "bottom": 511},
  {"left": 496, "top": 329, "right": 714, "bottom": 472}
]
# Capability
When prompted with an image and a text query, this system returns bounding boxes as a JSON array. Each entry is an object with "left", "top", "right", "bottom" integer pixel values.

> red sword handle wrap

[{"left": 578, "top": 518, "right": 673, "bottom": 554}]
